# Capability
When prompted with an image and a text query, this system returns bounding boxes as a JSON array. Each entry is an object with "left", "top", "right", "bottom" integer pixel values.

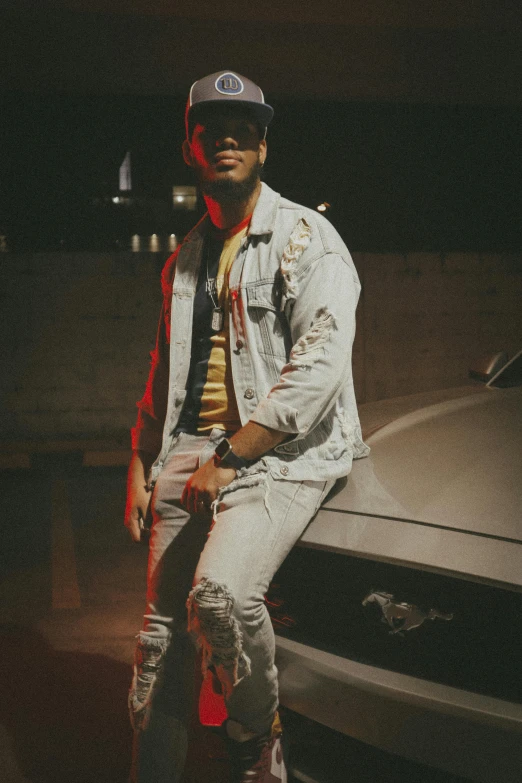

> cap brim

[{"left": 189, "top": 100, "right": 274, "bottom": 128}]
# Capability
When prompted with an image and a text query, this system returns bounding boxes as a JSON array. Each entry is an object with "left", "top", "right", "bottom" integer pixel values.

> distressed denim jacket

[{"left": 131, "top": 182, "right": 369, "bottom": 485}]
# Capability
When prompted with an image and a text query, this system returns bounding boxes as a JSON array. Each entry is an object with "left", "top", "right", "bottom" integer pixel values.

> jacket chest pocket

[{"left": 245, "top": 281, "right": 290, "bottom": 361}]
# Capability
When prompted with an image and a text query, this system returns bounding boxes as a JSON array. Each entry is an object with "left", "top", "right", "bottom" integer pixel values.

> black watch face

[{"left": 215, "top": 439, "right": 231, "bottom": 459}]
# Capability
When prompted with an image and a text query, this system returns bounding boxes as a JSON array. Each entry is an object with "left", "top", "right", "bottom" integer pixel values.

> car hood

[{"left": 323, "top": 386, "right": 522, "bottom": 543}]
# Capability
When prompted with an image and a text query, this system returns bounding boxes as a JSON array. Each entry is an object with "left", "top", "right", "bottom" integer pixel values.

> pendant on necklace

[{"left": 211, "top": 307, "right": 224, "bottom": 332}]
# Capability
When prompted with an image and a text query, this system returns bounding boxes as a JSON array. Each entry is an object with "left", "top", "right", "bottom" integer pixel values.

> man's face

[{"left": 182, "top": 106, "right": 267, "bottom": 202}]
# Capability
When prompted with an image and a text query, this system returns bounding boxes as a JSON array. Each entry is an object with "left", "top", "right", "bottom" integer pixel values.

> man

[{"left": 124, "top": 70, "right": 368, "bottom": 783}]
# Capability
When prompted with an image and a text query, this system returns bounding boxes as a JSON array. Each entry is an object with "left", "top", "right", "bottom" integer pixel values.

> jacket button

[
  {"left": 236, "top": 339, "right": 244, "bottom": 350},
  {"left": 244, "top": 388, "right": 255, "bottom": 400},
  {"left": 280, "top": 465, "right": 289, "bottom": 476}
]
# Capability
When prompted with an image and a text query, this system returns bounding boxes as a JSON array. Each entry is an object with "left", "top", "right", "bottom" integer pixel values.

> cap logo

[{"left": 215, "top": 73, "right": 244, "bottom": 96}]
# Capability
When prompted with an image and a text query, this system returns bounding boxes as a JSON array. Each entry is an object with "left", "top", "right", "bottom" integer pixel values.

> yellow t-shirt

[{"left": 197, "top": 226, "right": 248, "bottom": 432}]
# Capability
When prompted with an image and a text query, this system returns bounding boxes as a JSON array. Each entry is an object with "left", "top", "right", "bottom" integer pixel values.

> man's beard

[{"left": 199, "top": 158, "right": 263, "bottom": 203}]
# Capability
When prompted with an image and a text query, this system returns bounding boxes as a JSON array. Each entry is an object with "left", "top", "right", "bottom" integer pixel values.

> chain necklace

[{"left": 205, "top": 239, "right": 224, "bottom": 332}]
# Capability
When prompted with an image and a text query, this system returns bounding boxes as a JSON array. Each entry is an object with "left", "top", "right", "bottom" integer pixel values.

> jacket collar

[{"left": 248, "top": 182, "right": 280, "bottom": 236}]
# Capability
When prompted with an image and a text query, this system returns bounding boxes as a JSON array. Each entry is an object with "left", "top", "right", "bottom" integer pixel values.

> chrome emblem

[{"left": 363, "top": 590, "right": 453, "bottom": 635}]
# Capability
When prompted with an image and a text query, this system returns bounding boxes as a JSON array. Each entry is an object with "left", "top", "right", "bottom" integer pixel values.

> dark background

[
  {"left": 2, "top": 92, "right": 521, "bottom": 252},
  {"left": 1, "top": 1, "right": 521, "bottom": 253}
]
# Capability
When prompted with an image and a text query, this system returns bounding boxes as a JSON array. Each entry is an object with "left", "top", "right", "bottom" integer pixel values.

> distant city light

[
  {"left": 131, "top": 234, "right": 177, "bottom": 252},
  {"left": 112, "top": 196, "right": 120, "bottom": 204},
  {"left": 317, "top": 201, "right": 331, "bottom": 213},
  {"left": 172, "top": 185, "right": 197, "bottom": 211}
]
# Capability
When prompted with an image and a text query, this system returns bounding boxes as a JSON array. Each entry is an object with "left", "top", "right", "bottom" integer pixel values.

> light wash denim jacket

[{"left": 131, "top": 182, "right": 369, "bottom": 485}]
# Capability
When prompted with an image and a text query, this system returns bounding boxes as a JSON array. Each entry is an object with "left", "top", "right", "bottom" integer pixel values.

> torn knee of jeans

[
  {"left": 128, "top": 634, "right": 168, "bottom": 731},
  {"left": 186, "top": 578, "right": 251, "bottom": 697},
  {"left": 289, "top": 307, "right": 337, "bottom": 368}
]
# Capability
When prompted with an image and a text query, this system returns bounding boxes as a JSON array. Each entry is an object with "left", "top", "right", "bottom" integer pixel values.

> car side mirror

[{"left": 469, "top": 352, "right": 508, "bottom": 383}]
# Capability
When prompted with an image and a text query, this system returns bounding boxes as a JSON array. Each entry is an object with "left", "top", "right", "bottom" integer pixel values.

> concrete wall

[
  {"left": 1, "top": 251, "right": 521, "bottom": 443},
  {"left": 352, "top": 252, "right": 522, "bottom": 403},
  {"left": 1, "top": 253, "right": 163, "bottom": 442}
]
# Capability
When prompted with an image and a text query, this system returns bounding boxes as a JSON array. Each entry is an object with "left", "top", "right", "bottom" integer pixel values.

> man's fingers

[
  {"left": 181, "top": 471, "right": 218, "bottom": 514},
  {"left": 125, "top": 508, "right": 144, "bottom": 543},
  {"left": 195, "top": 491, "right": 214, "bottom": 514},
  {"left": 126, "top": 518, "right": 142, "bottom": 543},
  {"left": 181, "top": 478, "right": 202, "bottom": 514},
  {"left": 187, "top": 487, "right": 211, "bottom": 515}
]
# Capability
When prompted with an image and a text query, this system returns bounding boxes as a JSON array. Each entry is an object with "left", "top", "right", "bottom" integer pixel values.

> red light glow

[{"left": 198, "top": 670, "right": 227, "bottom": 726}]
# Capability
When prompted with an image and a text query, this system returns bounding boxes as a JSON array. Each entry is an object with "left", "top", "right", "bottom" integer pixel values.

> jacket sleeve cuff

[
  {"left": 249, "top": 398, "right": 301, "bottom": 434},
  {"left": 130, "top": 426, "right": 163, "bottom": 455}
]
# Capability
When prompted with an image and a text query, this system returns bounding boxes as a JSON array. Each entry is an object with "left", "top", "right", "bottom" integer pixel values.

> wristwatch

[{"left": 214, "top": 438, "right": 251, "bottom": 470}]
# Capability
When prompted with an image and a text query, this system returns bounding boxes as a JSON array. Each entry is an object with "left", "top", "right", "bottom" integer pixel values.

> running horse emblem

[{"left": 363, "top": 591, "right": 454, "bottom": 635}]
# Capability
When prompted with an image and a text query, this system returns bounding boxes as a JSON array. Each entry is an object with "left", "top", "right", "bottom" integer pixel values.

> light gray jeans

[{"left": 129, "top": 429, "right": 334, "bottom": 783}]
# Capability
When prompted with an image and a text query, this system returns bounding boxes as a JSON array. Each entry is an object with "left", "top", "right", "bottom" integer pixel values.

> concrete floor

[
  {"left": 0, "top": 459, "right": 233, "bottom": 783},
  {"left": 0, "top": 457, "right": 472, "bottom": 783}
]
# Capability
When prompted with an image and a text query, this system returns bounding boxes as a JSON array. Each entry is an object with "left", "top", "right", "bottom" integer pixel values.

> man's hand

[
  {"left": 181, "top": 457, "right": 236, "bottom": 515},
  {"left": 181, "top": 422, "right": 287, "bottom": 514},
  {"left": 124, "top": 451, "right": 153, "bottom": 542}
]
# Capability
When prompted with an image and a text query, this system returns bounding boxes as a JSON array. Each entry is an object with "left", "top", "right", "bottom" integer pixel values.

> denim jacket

[{"left": 131, "top": 182, "right": 369, "bottom": 485}]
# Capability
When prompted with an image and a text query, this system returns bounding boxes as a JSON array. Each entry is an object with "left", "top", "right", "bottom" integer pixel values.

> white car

[{"left": 272, "top": 351, "right": 522, "bottom": 783}]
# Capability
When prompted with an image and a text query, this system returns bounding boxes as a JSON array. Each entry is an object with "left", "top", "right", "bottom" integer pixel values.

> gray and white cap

[{"left": 185, "top": 70, "right": 274, "bottom": 137}]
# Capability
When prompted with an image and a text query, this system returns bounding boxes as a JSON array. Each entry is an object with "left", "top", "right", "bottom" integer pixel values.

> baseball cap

[{"left": 185, "top": 70, "right": 274, "bottom": 138}]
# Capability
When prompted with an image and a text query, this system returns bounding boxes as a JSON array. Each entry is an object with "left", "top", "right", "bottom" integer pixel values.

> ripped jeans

[{"left": 129, "top": 428, "right": 333, "bottom": 783}]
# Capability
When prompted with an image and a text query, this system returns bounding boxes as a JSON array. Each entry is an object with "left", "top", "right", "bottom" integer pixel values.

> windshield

[{"left": 488, "top": 350, "right": 522, "bottom": 388}]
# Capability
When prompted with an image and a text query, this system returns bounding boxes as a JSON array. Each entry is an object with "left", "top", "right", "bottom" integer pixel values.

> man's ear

[
  {"left": 259, "top": 139, "right": 267, "bottom": 166},
  {"left": 182, "top": 139, "right": 193, "bottom": 168}
]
